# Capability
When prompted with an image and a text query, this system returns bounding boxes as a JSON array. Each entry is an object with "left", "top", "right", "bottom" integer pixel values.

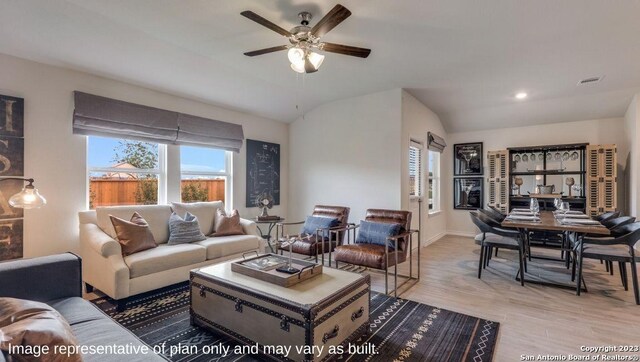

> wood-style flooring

[{"left": 362, "top": 235, "right": 640, "bottom": 361}]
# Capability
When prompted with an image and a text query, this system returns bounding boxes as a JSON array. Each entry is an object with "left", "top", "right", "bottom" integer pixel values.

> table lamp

[{"left": 0, "top": 177, "right": 47, "bottom": 209}]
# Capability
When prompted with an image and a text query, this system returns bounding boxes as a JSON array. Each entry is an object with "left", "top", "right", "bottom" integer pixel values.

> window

[
  {"left": 409, "top": 141, "right": 423, "bottom": 198},
  {"left": 428, "top": 150, "right": 441, "bottom": 213},
  {"left": 180, "top": 146, "right": 231, "bottom": 203},
  {"left": 88, "top": 137, "right": 232, "bottom": 209},
  {"left": 88, "top": 136, "right": 164, "bottom": 208}
]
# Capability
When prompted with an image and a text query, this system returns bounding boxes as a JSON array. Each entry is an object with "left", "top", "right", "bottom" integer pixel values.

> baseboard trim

[{"left": 445, "top": 230, "right": 476, "bottom": 238}]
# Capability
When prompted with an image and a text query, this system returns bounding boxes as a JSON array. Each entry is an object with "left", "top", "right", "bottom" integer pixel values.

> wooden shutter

[
  {"left": 487, "top": 150, "right": 509, "bottom": 213},
  {"left": 586, "top": 144, "right": 617, "bottom": 217}
]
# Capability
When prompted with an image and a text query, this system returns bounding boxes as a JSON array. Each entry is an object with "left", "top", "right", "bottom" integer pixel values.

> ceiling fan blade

[
  {"left": 244, "top": 45, "right": 288, "bottom": 57},
  {"left": 310, "top": 4, "right": 351, "bottom": 37},
  {"left": 304, "top": 57, "right": 317, "bottom": 73},
  {"left": 321, "top": 42, "right": 371, "bottom": 58},
  {"left": 241, "top": 11, "right": 291, "bottom": 37}
]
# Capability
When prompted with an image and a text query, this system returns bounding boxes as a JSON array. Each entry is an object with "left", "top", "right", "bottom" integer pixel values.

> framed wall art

[
  {"left": 453, "top": 177, "right": 483, "bottom": 210},
  {"left": 0, "top": 94, "right": 25, "bottom": 260},
  {"left": 246, "top": 139, "right": 280, "bottom": 208},
  {"left": 454, "top": 142, "right": 483, "bottom": 176}
]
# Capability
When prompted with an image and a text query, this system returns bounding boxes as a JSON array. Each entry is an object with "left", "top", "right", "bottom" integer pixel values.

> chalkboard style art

[
  {"left": 0, "top": 94, "right": 25, "bottom": 260},
  {"left": 246, "top": 139, "right": 280, "bottom": 208},
  {"left": 454, "top": 142, "right": 483, "bottom": 176}
]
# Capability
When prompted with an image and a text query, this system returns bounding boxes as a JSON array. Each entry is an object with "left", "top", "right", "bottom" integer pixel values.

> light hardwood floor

[{"left": 361, "top": 234, "right": 640, "bottom": 361}]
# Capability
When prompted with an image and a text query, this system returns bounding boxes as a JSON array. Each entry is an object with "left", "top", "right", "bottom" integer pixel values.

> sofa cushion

[
  {"left": 168, "top": 212, "right": 206, "bottom": 244},
  {"left": 96, "top": 205, "right": 172, "bottom": 244},
  {"left": 171, "top": 201, "right": 223, "bottom": 235},
  {"left": 110, "top": 212, "right": 158, "bottom": 256},
  {"left": 195, "top": 235, "right": 261, "bottom": 260},
  {"left": 0, "top": 297, "right": 82, "bottom": 362},
  {"left": 124, "top": 244, "right": 206, "bottom": 278},
  {"left": 212, "top": 209, "right": 245, "bottom": 237},
  {"left": 47, "top": 297, "right": 106, "bottom": 326}
]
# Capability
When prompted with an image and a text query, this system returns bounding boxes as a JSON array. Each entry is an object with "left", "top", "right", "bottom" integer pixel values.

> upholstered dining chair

[
  {"left": 487, "top": 205, "right": 507, "bottom": 221},
  {"left": 333, "top": 209, "right": 419, "bottom": 297},
  {"left": 572, "top": 222, "right": 640, "bottom": 305},
  {"left": 470, "top": 212, "right": 527, "bottom": 285},
  {"left": 276, "top": 205, "right": 350, "bottom": 264},
  {"left": 593, "top": 211, "right": 621, "bottom": 223}
]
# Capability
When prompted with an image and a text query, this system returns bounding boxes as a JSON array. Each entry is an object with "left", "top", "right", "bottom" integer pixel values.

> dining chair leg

[
  {"left": 478, "top": 244, "right": 485, "bottom": 279},
  {"left": 494, "top": 248, "right": 499, "bottom": 257},
  {"left": 486, "top": 246, "right": 491, "bottom": 267},
  {"left": 609, "top": 261, "right": 615, "bottom": 275},
  {"left": 576, "top": 243, "right": 585, "bottom": 296},
  {"left": 518, "top": 240, "right": 525, "bottom": 287},
  {"left": 619, "top": 262, "right": 628, "bottom": 291},
  {"left": 630, "top": 252, "right": 640, "bottom": 305}
]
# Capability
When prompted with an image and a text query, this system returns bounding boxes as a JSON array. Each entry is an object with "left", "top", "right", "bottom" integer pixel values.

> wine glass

[
  {"left": 560, "top": 202, "right": 570, "bottom": 219},
  {"left": 529, "top": 198, "right": 539, "bottom": 217},
  {"left": 553, "top": 198, "right": 562, "bottom": 209}
]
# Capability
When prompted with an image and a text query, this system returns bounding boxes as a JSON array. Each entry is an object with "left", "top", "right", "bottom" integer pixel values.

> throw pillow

[
  {"left": 168, "top": 212, "right": 207, "bottom": 244},
  {"left": 356, "top": 220, "right": 403, "bottom": 250},
  {"left": 171, "top": 201, "right": 223, "bottom": 235},
  {"left": 110, "top": 212, "right": 157, "bottom": 256},
  {"left": 301, "top": 216, "right": 340, "bottom": 239},
  {"left": 212, "top": 209, "right": 245, "bottom": 236},
  {"left": 0, "top": 298, "right": 82, "bottom": 362}
]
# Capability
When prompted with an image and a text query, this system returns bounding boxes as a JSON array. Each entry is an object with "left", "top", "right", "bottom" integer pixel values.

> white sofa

[{"left": 78, "top": 202, "right": 263, "bottom": 308}]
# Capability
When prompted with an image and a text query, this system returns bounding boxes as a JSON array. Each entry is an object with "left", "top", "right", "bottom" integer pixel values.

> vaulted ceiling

[{"left": 1, "top": 0, "right": 640, "bottom": 132}]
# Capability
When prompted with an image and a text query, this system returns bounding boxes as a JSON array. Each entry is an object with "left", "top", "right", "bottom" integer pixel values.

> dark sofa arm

[{"left": 0, "top": 253, "right": 82, "bottom": 302}]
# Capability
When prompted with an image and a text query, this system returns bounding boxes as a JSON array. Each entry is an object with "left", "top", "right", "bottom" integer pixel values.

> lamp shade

[
  {"left": 307, "top": 52, "right": 325, "bottom": 69},
  {"left": 8, "top": 184, "right": 46, "bottom": 209},
  {"left": 287, "top": 47, "right": 305, "bottom": 65},
  {"left": 290, "top": 62, "right": 306, "bottom": 73}
]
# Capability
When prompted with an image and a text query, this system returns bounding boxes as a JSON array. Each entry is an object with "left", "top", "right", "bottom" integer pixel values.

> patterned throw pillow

[
  {"left": 301, "top": 216, "right": 340, "bottom": 239},
  {"left": 110, "top": 212, "right": 157, "bottom": 256},
  {"left": 168, "top": 212, "right": 207, "bottom": 244},
  {"left": 356, "top": 220, "right": 403, "bottom": 250},
  {"left": 212, "top": 209, "right": 245, "bottom": 236}
]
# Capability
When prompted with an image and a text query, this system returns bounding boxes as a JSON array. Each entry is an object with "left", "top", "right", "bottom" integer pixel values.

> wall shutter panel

[
  {"left": 487, "top": 150, "right": 509, "bottom": 213},
  {"left": 586, "top": 144, "right": 617, "bottom": 217}
]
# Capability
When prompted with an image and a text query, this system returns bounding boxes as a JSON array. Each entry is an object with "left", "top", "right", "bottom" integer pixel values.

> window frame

[
  {"left": 428, "top": 150, "right": 441, "bottom": 214},
  {"left": 179, "top": 146, "right": 232, "bottom": 204}
]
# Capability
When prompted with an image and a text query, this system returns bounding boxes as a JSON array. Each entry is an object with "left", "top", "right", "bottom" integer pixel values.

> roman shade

[
  {"left": 427, "top": 132, "right": 446, "bottom": 153},
  {"left": 73, "top": 91, "right": 244, "bottom": 152},
  {"left": 176, "top": 113, "right": 244, "bottom": 152}
]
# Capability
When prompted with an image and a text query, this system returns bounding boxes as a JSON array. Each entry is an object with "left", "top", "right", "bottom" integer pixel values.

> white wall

[
  {"left": 289, "top": 89, "right": 402, "bottom": 225},
  {"left": 400, "top": 91, "right": 449, "bottom": 245},
  {"left": 0, "top": 53, "right": 288, "bottom": 258},
  {"left": 624, "top": 95, "right": 639, "bottom": 216},
  {"left": 446, "top": 118, "right": 628, "bottom": 235}
]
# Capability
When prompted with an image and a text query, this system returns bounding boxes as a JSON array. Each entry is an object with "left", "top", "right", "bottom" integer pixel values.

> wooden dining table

[{"left": 501, "top": 210, "right": 610, "bottom": 292}]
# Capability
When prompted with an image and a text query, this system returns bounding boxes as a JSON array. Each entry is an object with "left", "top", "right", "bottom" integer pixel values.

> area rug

[{"left": 90, "top": 283, "right": 499, "bottom": 361}]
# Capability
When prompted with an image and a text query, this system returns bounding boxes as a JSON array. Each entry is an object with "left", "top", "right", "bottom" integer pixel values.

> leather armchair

[
  {"left": 276, "top": 205, "right": 350, "bottom": 263},
  {"left": 333, "top": 209, "right": 419, "bottom": 297}
]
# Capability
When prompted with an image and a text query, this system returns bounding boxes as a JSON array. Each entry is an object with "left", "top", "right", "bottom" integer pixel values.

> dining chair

[
  {"left": 573, "top": 222, "right": 640, "bottom": 304},
  {"left": 593, "top": 211, "right": 621, "bottom": 223},
  {"left": 470, "top": 212, "right": 527, "bottom": 285},
  {"left": 569, "top": 215, "right": 636, "bottom": 275},
  {"left": 476, "top": 208, "right": 513, "bottom": 258}
]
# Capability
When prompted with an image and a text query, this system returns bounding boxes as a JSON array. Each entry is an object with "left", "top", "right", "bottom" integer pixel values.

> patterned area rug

[{"left": 90, "top": 283, "right": 499, "bottom": 361}]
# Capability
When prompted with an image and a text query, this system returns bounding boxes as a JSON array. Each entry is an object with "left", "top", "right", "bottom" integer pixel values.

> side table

[{"left": 255, "top": 217, "right": 285, "bottom": 253}]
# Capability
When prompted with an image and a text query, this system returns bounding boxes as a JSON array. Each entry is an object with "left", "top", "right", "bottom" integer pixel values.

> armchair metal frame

[
  {"left": 275, "top": 221, "right": 346, "bottom": 265},
  {"left": 333, "top": 223, "right": 420, "bottom": 298}
]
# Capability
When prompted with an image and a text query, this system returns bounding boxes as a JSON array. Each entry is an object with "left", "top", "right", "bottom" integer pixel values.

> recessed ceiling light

[{"left": 515, "top": 92, "right": 528, "bottom": 100}]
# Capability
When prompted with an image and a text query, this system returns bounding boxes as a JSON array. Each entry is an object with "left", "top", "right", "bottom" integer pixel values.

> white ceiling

[{"left": 1, "top": 0, "right": 640, "bottom": 132}]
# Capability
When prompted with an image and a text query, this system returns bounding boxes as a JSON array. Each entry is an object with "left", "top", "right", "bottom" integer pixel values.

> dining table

[{"left": 501, "top": 209, "right": 610, "bottom": 292}]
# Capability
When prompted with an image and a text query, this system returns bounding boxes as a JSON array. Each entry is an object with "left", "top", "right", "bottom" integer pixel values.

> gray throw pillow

[{"left": 168, "top": 212, "right": 207, "bottom": 244}]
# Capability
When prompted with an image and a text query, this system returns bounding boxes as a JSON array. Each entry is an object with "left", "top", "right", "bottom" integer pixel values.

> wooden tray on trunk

[{"left": 231, "top": 253, "right": 323, "bottom": 287}]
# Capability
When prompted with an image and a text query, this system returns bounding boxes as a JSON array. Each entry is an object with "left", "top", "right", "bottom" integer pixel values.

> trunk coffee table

[{"left": 190, "top": 260, "right": 370, "bottom": 362}]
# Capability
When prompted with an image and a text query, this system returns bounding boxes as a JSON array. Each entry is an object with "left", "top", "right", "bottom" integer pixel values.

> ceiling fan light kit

[{"left": 241, "top": 4, "right": 371, "bottom": 74}]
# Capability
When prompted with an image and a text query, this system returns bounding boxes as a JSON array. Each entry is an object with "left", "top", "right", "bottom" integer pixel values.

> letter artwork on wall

[{"left": 0, "top": 94, "right": 25, "bottom": 260}]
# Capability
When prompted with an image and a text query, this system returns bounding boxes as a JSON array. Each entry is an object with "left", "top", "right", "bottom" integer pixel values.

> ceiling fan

[{"left": 241, "top": 4, "right": 371, "bottom": 73}]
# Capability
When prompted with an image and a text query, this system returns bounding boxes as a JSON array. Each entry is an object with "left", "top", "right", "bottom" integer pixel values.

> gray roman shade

[
  {"left": 73, "top": 91, "right": 244, "bottom": 152},
  {"left": 176, "top": 113, "right": 244, "bottom": 152},
  {"left": 427, "top": 132, "right": 446, "bottom": 153}
]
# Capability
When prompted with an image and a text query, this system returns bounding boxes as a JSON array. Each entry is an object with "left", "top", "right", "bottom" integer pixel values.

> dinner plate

[
  {"left": 559, "top": 219, "right": 601, "bottom": 225},
  {"left": 507, "top": 215, "right": 540, "bottom": 221}
]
